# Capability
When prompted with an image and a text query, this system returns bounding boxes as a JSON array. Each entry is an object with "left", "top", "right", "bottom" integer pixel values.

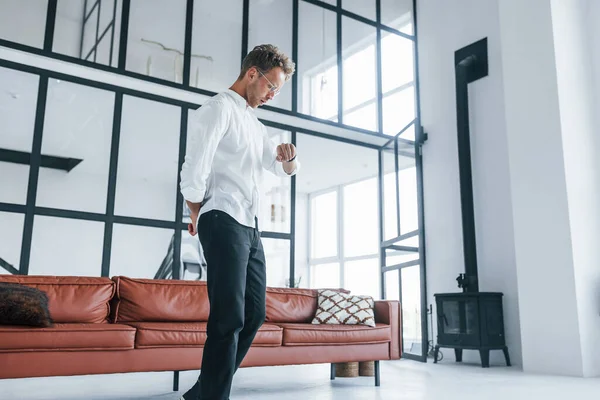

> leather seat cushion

[
  {"left": 0, "top": 323, "right": 135, "bottom": 352},
  {"left": 278, "top": 323, "right": 392, "bottom": 346},
  {"left": 126, "top": 322, "right": 283, "bottom": 348}
]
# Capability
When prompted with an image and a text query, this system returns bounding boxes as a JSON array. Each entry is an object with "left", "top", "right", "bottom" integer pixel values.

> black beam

[
  {"left": 242, "top": 0, "right": 250, "bottom": 63},
  {"left": 101, "top": 92, "right": 123, "bottom": 277},
  {"left": 182, "top": 0, "right": 194, "bottom": 87},
  {"left": 0, "top": 149, "right": 83, "bottom": 172},
  {"left": 109, "top": 0, "right": 118, "bottom": 67},
  {"left": 289, "top": 131, "right": 297, "bottom": 287},
  {"left": 84, "top": 0, "right": 100, "bottom": 24},
  {"left": 387, "top": 245, "right": 419, "bottom": 253},
  {"left": 336, "top": 0, "right": 343, "bottom": 124},
  {"left": 0, "top": 58, "right": 199, "bottom": 109},
  {"left": 292, "top": 0, "right": 299, "bottom": 113},
  {"left": 43, "top": 0, "right": 57, "bottom": 52},
  {"left": 378, "top": 150, "right": 385, "bottom": 299},
  {"left": 173, "top": 106, "right": 190, "bottom": 280},
  {"left": 94, "top": 0, "right": 101, "bottom": 62},
  {"left": 118, "top": 0, "right": 131, "bottom": 70},
  {"left": 19, "top": 77, "right": 49, "bottom": 275},
  {"left": 0, "top": 257, "right": 19, "bottom": 275},
  {"left": 34, "top": 207, "right": 106, "bottom": 222},
  {"left": 259, "top": 119, "right": 383, "bottom": 150},
  {"left": 0, "top": 203, "right": 26, "bottom": 214},
  {"left": 85, "top": 21, "right": 114, "bottom": 61},
  {"left": 380, "top": 230, "right": 419, "bottom": 248},
  {"left": 394, "top": 139, "right": 401, "bottom": 236},
  {"left": 80, "top": 0, "right": 88, "bottom": 59},
  {"left": 382, "top": 259, "right": 420, "bottom": 273},
  {"left": 376, "top": 0, "right": 383, "bottom": 135}
]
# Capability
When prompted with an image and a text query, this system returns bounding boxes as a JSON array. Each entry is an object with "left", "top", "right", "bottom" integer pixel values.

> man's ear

[{"left": 247, "top": 67, "right": 257, "bottom": 81}]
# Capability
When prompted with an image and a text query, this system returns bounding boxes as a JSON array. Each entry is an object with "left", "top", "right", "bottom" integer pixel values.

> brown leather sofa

[{"left": 0, "top": 275, "right": 401, "bottom": 388}]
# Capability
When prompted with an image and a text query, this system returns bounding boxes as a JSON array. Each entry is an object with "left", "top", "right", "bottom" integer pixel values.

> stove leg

[
  {"left": 454, "top": 348, "right": 463, "bottom": 362},
  {"left": 479, "top": 349, "right": 490, "bottom": 368},
  {"left": 503, "top": 346, "right": 511, "bottom": 366}
]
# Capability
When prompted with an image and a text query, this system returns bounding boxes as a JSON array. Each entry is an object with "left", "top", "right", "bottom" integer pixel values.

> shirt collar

[{"left": 226, "top": 89, "right": 252, "bottom": 111}]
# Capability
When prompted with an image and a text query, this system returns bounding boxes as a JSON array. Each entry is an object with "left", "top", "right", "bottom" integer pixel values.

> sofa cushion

[
  {"left": 112, "top": 277, "right": 209, "bottom": 322},
  {"left": 0, "top": 276, "right": 114, "bottom": 323},
  {"left": 278, "top": 323, "right": 391, "bottom": 346},
  {"left": 266, "top": 287, "right": 350, "bottom": 323},
  {"left": 126, "top": 322, "right": 283, "bottom": 348},
  {"left": 0, "top": 323, "right": 135, "bottom": 352},
  {"left": 312, "top": 290, "right": 376, "bottom": 327}
]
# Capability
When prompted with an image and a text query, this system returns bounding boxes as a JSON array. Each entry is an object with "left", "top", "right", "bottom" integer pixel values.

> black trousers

[{"left": 183, "top": 210, "right": 266, "bottom": 400}]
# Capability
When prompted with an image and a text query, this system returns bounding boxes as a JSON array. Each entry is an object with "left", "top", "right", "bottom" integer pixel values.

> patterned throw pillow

[{"left": 311, "top": 289, "right": 376, "bottom": 327}]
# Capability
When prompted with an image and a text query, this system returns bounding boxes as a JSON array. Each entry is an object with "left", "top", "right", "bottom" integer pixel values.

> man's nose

[{"left": 266, "top": 91, "right": 275, "bottom": 100}]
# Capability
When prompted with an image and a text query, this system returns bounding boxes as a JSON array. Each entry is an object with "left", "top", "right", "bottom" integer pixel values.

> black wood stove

[{"left": 433, "top": 38, "right": 511, "bottom": 368}]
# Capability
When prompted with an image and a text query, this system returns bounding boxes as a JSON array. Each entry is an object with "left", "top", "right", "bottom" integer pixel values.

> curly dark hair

[{"left": 239, "top": 44, "right": 296, "bottom": 81}]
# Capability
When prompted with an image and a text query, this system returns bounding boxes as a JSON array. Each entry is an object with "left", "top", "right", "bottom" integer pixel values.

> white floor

[{"left": 1, "top": 359, "right": 599, "bottom": 400}]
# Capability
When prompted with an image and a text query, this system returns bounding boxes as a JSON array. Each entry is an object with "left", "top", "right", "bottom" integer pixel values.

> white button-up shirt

[{"left": 180, "top": 89, "right": 299, "bottom": 229}]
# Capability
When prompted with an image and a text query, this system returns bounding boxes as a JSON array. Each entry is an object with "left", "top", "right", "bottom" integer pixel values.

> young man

[{"left": 179, "top": 45, "right": 299, "bottom": 400}]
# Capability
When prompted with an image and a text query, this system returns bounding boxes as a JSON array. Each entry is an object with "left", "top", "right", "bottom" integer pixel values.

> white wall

[
  {"left": 417, "top": 0, "right": 521, "bottom": 366},
  {"left": 551, "top": 0, "right": 600, "bottom": 377},
  {"left": 419, "top": 0, "right": 600, "bottom": 376},
  {"left": 497, "top": 0, "right": 584, "bottom": 376}
]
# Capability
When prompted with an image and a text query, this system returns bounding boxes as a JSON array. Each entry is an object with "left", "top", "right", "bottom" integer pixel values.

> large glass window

[
  {"left": 381, "top": 0, "right": 414, "bottom": 34},
  {"left": 109, "top": 224, "right": 175, "bottom": 278},
  {"left": 0, "top": 0, "right": 48, "bottom": 48},
  {"left": 0, "top": 67, "right": 39, "bottom": 205},
  {"left": 310, "top": 190, "right": 338, "bottom": 259},
  {"left": 402, "top": 265, "right": 423, "bottom": 355},
  {"left": 53, "top": 0, "right": 122, "bottom": 67},
  {"left": 344, "top": 257, "right": 379, "bottom": 299},
  {"left": 298, "top": 133, "right": 380, "bottom": 297},
  {"left": 126, "top": 0, "right": 187, "bottom": 82},
  {"left": 28, "top": 216, "right": 104, "bottom": 276},
  {"left": 343, "top": 178, "right": 378, "bottom": 257},
  {"left": 248, "top": 0, "right": 293, "bottom": 110},
  {"left": 381, "top": 31, "right": 415, "bottom": 138},
  {"left": 36, "top": 79, "right": 115, "bottom": 213},
  {"left": 343, "top": 0, "right": 376, "bottom": 21},
  {"left": 259, "top": 128, "right": 292, "bottom": 233},
  {"left": 0, "top": 212, "right": 24, "bottom": 274},
  {"left": 342, "top": 17, "right": 377, "bottom": 131},
  {"left": 310, "top": 262, "right": 340, "bottom": 289},
  {"left": 383, "top": 140, "right": 417, "bottom": 240},
  {"left": 114, "top": 96, "right": 180, "bottom": 221},
  {"left": 298, "top": 1, "right": 338, "bottom": 120},
  {"left": 190, "top": 0, "right": 243, "bottom": 92},
  {"left": 263, "top": 238, "right": 290, "bottom": 288}
]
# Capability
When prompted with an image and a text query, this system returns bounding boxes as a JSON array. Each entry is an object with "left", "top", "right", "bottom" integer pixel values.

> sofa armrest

[{"left": 374, "top": 300, "right": 401, "bottom": 359}]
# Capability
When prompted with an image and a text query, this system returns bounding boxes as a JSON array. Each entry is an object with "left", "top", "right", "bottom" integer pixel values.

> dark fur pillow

[{"left": 0, "top": 282, "right": 54, "bottom": 327}]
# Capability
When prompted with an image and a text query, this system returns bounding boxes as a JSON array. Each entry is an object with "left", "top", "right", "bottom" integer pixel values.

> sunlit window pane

[
  {"left": 311, "top": 262, "right": 340, "bottom": 289},
  {"left": 343, "top": 178, "right": 378, "bottom": 257},
  {"left": 311, "top": 191, "right": 338, "bottom": 259}
]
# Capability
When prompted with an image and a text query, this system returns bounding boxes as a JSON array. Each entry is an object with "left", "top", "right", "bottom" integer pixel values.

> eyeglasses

[{"left": 257, "top": 69, "right": 280, "bottom": 96}]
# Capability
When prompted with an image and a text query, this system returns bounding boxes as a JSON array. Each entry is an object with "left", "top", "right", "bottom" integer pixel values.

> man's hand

[
  {"left": 188, "top": 213, "right": 199, "bottom": 236},
  {"left": 186, "top": 201, "right": 202, "bottom": 236},
  {"left": 276, "top": 143, "right": 296, "bottom": 162}
]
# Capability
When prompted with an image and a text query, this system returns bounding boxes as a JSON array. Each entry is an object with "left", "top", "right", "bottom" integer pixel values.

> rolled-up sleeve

[
  {"left": 180, "top": 99, "right": 230, "bottom": 203},
  {"left": 261, "top": 131, "right": 300, "bottom": 177}
]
